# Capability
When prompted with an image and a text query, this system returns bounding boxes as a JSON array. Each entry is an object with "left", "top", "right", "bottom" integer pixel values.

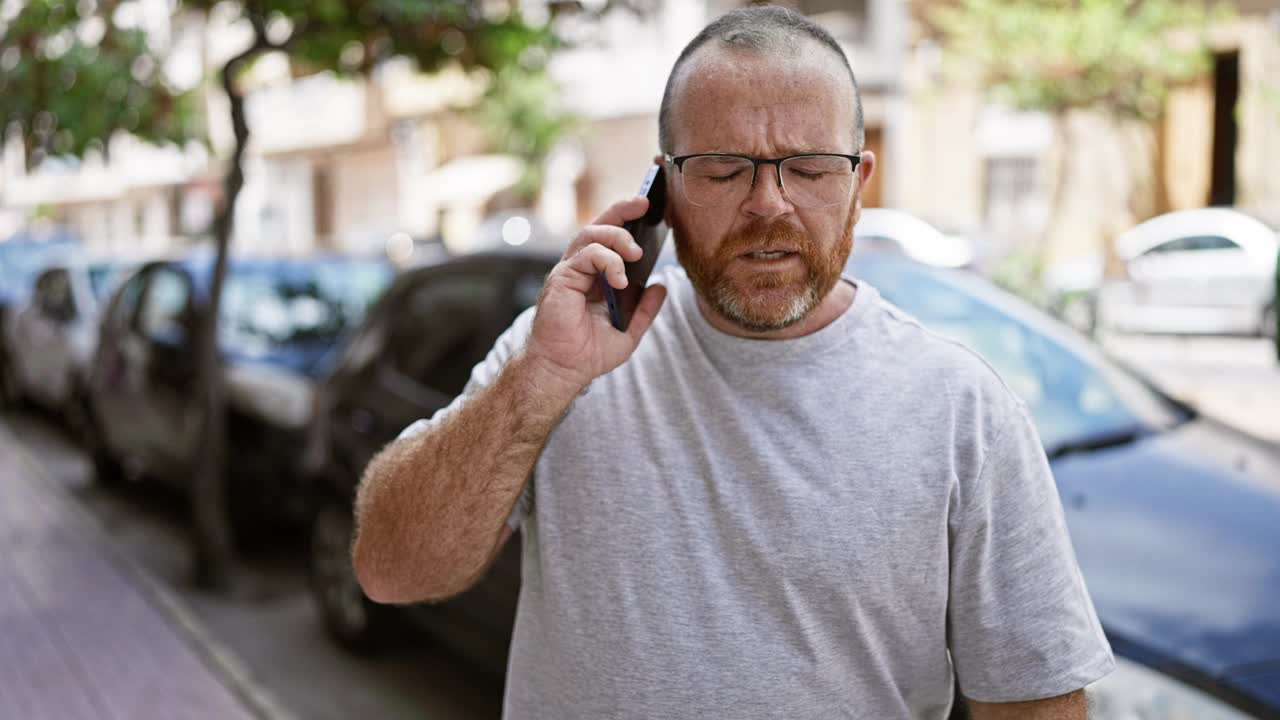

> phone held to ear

[{"left": 602, "top": 164, "right": 669, "bottom": 332}]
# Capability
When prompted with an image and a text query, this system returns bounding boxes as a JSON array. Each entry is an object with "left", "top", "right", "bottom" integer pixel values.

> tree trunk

[
  {"left": 1152, "top": 111, "right": 1172, "bottom": 216},
  {"left": 190, "top": 45, "right": 257, "bottom": 590}
]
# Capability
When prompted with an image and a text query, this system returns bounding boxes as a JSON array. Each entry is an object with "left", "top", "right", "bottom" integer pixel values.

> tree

[
  {"left": 1, "top": 0, "right": 645, "bottom": 588},
  {"left": 933, "top": 0, "right": 1221, "bottom": 301}
]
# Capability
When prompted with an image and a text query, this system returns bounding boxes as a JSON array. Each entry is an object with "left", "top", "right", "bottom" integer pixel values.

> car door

[
  {"left": 91, "top": 269, "right": 150, "bottom": 461},
  {"left": 38, "top": 268, "right": 81, "bottom": 405},
  {"left": 12, "top": 270, "right": 66, "bottom": 402},
  {"left": 133, "top": 265, "right": 201, "bottom": 482},
  {"left": 1125, "top": 236, "right": 1200, "bottom": 312},
  {"left": 1191, "top": 235, "right": 1264, "bottom": 315}
]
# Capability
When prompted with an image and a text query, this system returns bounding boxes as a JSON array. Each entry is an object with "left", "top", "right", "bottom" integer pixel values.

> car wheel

[
  {"left": 0, "top": 353, "right": 25, "bottom": 409},
  {"left": 308, "top": 496, "right": 402, "bottom": 653},
  {"left": 84, "top": 403, "right": 123, "bottom": 486},
  {"left": 64, "top": 383, "right": 94, "bottom": 448}
]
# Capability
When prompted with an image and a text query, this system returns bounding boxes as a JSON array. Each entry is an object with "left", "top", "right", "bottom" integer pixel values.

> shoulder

[{"left": 858, "top": 284, "right": 1027, "bottom": 436}]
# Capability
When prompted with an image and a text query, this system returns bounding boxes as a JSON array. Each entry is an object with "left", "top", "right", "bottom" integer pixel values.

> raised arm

[{"left": 351, "top": 197, "right": 667, "bottom": 604}]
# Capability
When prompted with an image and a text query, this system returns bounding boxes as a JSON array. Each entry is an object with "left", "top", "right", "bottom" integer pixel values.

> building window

[{"left": 984, "top": 156, "right": 1040, "bottom": 234}]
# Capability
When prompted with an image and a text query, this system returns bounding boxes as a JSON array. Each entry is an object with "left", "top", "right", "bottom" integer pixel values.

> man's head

[{"left": 657, "top": 5, "right": 875, "bottom": 335}]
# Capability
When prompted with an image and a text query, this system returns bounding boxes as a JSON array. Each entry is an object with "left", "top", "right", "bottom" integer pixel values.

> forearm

[
  {"left": 965, "top": 689, "right": 1087, "bottom": 720},
  {"left": 352, "top": 351, "right": 578, "bottom": 604}
]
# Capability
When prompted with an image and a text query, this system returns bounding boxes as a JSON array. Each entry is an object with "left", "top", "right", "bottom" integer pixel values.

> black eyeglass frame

[{"left": 665, "top": 152, "right": 861, "bottom": 186}]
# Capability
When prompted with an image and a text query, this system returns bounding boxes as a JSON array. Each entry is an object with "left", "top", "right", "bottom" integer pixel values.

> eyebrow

[{"left": 695, "top": 147, "right": 839, "bottom": 156}]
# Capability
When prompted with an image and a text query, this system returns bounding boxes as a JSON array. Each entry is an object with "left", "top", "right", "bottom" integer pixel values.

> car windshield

[
  {"left": 850, "top": 255, "right": 1189, "bottom": 453},
  {"left": 219, "top": 257, "right": 392, "bottom": 355},
  {"left": 0, "top": 239, "right": 76, "bottom": 300}
]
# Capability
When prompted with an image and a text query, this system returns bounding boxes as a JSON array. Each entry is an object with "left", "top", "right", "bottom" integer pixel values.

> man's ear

[
  {"left": 857, "top": 150, "right": 876, "bottom": 190},
  {"left": 652, "top": 153, "right": 664, "bottom": 166}
]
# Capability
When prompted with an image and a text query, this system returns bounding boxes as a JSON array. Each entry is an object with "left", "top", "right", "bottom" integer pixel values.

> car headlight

[{"left": 1088, "top": 656, "right": 1255, "bottom": 720}]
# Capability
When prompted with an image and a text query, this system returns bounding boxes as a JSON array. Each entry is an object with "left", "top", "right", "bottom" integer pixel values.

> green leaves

[
  {"left": 2, "top": 0, "right": 578, "bottom": 192},
  {"left": 934, "top": 0, "right": 1223, "bottom": 119},
  {"left": 1, "top": 0, "right": 202, "bottom": 168}
]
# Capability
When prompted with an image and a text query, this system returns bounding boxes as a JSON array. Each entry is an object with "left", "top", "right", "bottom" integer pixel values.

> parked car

[
  {"left": 854, "top": 207, "right": 976, "bottom": 269},
  {"left": 86, "top": 254, "right": 393, "bottom": 535},
  {"left": 0, "top": 228, "right": 79, "bottom": 406},
  {"left": 306, "top": 249, "right": 557, "bottom": 665},
  {"left": 3, "top": 257, "right": 127, "bottom": 433},
  {"left": 1097, "top": 208, "right": 1279, "bottom": 337},
  {"left": 855, "top": 252, "right": 1280, "bottom": 719}
]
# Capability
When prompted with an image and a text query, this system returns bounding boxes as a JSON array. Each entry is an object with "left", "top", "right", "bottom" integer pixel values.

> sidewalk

[{"left": 0, "top": 420, "right": 262, "bottom": 720}]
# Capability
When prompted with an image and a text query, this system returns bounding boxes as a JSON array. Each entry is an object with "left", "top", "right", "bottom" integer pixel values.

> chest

[{"left": 530, "top": 360, "right": 958, "bottom": 611}]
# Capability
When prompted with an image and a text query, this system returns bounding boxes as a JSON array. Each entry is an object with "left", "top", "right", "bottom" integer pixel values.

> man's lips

[{"left": 738, "top": 249, "right": 799, "bottom": 260}]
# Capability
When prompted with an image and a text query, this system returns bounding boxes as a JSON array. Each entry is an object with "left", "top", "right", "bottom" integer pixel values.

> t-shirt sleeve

[
  {"left": 395, "top": 306, "right": 538, "bottom": 531},
  {"left": 947, "top": 398, "right": 1116, "bottom": 702}
]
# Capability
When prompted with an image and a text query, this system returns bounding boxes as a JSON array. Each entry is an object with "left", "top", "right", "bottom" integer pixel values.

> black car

[
  {"left": 306, "top": 249, "right": 556, "bottom": 667},
  {"left": 86, "top": 253, "right": 392, "bottom": 535}
]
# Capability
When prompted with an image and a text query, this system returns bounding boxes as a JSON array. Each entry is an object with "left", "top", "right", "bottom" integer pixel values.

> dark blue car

[{"left": 848, "top": 252, "right": 1280, "bottom": 719}]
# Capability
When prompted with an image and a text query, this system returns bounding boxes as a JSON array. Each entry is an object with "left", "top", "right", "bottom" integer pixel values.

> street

[
  {"left": 1099, "top": 333, "right": 1280, "bottom": 441},
  {"left": 2, "top": 409, "right": 504, "bottom": 720},
  {"left": 3, "top": 332, "right": 1278, "bottom": 719}
]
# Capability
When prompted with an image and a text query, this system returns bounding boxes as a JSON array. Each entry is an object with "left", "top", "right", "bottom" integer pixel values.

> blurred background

[{"left": 2, "top": 1, "right": 1279, "bottom": 719}]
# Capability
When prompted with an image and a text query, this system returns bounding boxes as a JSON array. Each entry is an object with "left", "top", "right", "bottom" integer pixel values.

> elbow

[
  {"left": 351, "top": 533, "right": 400, "bottom": 605},
  {"left": 350, "top": 525, "right": 476, "bottom": 605}
]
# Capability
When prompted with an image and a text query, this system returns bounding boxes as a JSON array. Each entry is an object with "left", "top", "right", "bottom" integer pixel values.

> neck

[{"left": 695, "top": 278, "right": 856, "bottom": 340}]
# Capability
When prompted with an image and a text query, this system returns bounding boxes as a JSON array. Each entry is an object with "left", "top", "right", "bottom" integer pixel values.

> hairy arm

[
  {"left": 351, "top": 195, "right": 665, "bottom": 606},
  {"left": 965, "top": 689, "right": 1087, "bottom": 720},
  {"left": 351, "top": 351, "right": 577, "bottom": 604}
]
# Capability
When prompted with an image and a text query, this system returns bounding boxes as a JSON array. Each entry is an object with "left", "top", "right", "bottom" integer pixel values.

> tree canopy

[{"left": 933, "top": 0, "right": 1220, "bottom": 119}]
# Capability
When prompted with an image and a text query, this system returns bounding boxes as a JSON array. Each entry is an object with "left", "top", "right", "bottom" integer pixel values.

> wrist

[{"left": 506, "top": 350, "right": 587, "bottom": 414}]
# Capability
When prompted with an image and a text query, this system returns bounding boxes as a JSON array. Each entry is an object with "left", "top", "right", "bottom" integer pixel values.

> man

[{"left": 352, "top": 6, "right": 1114, "bottom": 718}]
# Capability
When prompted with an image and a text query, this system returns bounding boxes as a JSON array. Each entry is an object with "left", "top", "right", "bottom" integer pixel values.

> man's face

[{"left": 664, "top": 44, "right": 872, "bottom": 334}]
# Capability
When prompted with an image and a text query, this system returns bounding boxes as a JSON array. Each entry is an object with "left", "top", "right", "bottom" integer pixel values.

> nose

[{"left": 739, "top": 163, "right": 793, "bottom": 219}]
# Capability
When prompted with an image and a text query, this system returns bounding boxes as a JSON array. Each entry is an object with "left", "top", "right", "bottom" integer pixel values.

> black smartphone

[{"left": 603, "top": 164, "right": 668, "bottom": 332}]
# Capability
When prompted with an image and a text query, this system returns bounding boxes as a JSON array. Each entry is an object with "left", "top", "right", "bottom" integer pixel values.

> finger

[
  {"left": 624, "top": 283, "right": 668, "bottom": 343},
  {"left": 555, "top": 243, "right": 627, "bottom": 295},
  {"left": 564, "top": 224, "right": 642, "bottom": 263},
  {"left": 592, "top": 196, "right": 649, "bottom": 228}
]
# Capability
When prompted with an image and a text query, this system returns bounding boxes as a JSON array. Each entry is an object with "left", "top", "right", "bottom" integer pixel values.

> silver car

[
  {"left": 5, "top": 258, "right": 125, "bottom": 432},
  {"left": 1097, "top": 208, "right": 1279, "bottom": 337}
]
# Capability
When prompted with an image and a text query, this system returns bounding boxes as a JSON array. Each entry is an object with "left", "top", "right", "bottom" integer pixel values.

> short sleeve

[
  {"left": 396, "top": 306, "right": 539, "bottom": 530},
  {"left": 947, "top": 399, "right": 1115, "bottom": 702}
]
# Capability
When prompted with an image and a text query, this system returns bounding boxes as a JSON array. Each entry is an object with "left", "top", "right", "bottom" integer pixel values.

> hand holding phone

[{"left": 602, "top": 165, "right": 669, "bottom": 332}]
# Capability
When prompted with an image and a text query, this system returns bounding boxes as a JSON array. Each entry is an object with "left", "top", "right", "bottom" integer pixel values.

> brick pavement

[{"left": 0, "top": 420, "right": 260, "bottom": 720}]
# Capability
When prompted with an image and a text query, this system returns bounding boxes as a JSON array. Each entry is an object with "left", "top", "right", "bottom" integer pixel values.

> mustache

[{"left": 716, "top": 219, "right": 815, "bottom": 259}]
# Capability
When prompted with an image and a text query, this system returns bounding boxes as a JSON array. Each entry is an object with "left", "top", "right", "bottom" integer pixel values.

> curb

[{"left": 0, "top": 418, "right": 298, "bottom": 720}]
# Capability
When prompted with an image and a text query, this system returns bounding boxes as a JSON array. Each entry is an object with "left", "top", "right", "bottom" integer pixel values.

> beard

[{"left": 672, "top": 206, "right": 857, "bottom": 334}]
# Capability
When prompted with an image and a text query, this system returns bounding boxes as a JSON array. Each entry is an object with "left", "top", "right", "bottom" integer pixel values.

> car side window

[
  {"left": 139, "top": 269, "right": 192, "bottom": 342},
  {"left": 1144, "top": 235, "right": 1239, "bottom": 256},
  {"left": 1188, "top": 235, "right": 1239, "bottom": 251},
  {"left": 387, "top": 270, "right": 504, "bottom": 398},
  {"left": 40, "top": 270, "right": 75, "bottom": 321},
  {"left": 108, "top": 273, "right": 146, "bottom": 331}
]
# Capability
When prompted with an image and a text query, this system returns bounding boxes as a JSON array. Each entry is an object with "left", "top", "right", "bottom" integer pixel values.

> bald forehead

[{"left": 667, "top": 41, "right": 857, "bottom": 155}]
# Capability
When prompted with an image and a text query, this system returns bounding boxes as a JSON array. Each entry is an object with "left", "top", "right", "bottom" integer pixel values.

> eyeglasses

[{"left": 665, "top": 152, "right": 861, "bottom": 209}]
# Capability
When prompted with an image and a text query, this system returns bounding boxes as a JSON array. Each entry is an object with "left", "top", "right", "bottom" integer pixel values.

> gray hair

[{"left": 658, "top": 5, "right": 865, "bottom": 154}]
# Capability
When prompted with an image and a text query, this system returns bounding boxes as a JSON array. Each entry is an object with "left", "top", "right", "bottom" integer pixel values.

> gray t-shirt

[{"left": 403, "top": 266, "right": 1114, "bottom": 718}]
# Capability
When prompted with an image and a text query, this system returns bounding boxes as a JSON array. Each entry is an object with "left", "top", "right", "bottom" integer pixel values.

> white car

[
  {"left": 5, "top": 257, "right": 126, "bottom": 430},
  {"left": 1097, "top": 208, "right": 1279, "bottom": 337},
  {"left": 853, "top": 208, "right": 976, "bottom": 269}
]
